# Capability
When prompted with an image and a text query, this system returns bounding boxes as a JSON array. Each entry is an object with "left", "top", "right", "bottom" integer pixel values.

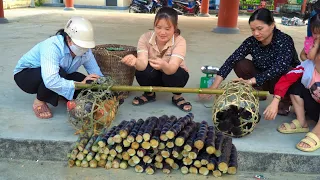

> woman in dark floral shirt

[{"left": 200, "top": 8, "right": 300, "bottom": 115}]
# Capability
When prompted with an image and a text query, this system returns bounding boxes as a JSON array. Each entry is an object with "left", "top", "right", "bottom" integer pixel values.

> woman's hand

[
  {"left": 263, "top": 98, "right": 281, "bottom": 120},
  {"left": 81, "top": 74, "right": 100, "bottom": 84},
  {"left": 149, "top": 58, "right": 165, "bottom": 70},
  {"left": 121, "top": 54, "right": 137, "bottom": 67},
  {"left": 233, "top": 77, "right": 256, "bottom": 85}
]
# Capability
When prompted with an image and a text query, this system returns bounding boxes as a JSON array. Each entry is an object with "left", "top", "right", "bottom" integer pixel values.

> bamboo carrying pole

[{"left": 75, "top": 84, "right": 269, "bottom": 97}]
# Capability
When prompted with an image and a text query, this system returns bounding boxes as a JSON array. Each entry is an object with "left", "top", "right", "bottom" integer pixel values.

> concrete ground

[
  {"left": 0, "top": 7, "right": 319, "bottom": 176},
  {"left": 1, "top": 158, "right": 320, "bottom": 180}
]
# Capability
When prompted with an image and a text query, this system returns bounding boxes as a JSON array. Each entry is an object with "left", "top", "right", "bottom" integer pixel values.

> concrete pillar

[
  {"left": 0, "top": 0, "right": 8, "bottom": 24},
  {"left": 301, "top": 0, "right": 308, "bottom": 15},
  {"left": 199, "top": 0, "right": 210, "bottom": 17},
  {"left": 30, "top": 0, "right": 35, "bottom": 8},
  {"left": 213, "top": 0, "right": 239, "bottom": 34},
  {"left": 64, "top": 0, "right": 76, "bottom": 10}
]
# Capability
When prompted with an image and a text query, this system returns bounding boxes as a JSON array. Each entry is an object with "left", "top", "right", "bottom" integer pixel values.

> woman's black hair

[
  {"left": 154, "top": 7, "right": 181, "bottom": 35},
  {"left": 310, "top": 13, "right": 320, "bottom": 34},
  {"left": 248, "top": 8, "right": 275, "bottom": 25},
  {"left": 54, "top": 29, "right": 69, "bottom": 45}
]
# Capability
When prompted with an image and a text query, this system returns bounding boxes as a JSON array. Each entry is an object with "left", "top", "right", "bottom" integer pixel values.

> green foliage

[{"left": 35, "top": 0, "right": 44, "bottom": 6}]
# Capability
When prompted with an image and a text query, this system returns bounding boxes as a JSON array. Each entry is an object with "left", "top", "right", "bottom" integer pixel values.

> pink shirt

[{"left": 137, "top": 31, "right": 188, "bottom": 71}]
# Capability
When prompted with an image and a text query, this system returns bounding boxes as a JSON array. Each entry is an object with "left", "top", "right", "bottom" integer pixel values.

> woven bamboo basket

[
  {"left": 212, "top": 81, "right": 261, "bottom": 138},
  {"left": 68, "top": 77, "right": 121, "bottom": 135},
  {"left": 92, "top": 44, "right": 137, "bottom": 98}
]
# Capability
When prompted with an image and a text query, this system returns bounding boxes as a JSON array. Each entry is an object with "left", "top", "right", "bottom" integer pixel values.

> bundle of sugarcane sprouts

[{"left": 68, "top": 113, "right": 238, "bottom": 177}]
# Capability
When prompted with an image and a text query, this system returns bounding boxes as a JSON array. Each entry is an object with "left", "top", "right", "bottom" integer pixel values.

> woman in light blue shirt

[{"left": 13, "top": 17, "right": 103, "bottom": 119}]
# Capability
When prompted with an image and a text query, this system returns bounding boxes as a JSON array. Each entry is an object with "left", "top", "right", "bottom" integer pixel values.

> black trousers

[
  {"left": 135, "top": 63, "right": 189, "bottom": 95},
  {"left": 289, "top": 80, "right": 320, "bottom": 122},
  {"left": 14, "top": 67, "right": 86, "bottom": 107}
]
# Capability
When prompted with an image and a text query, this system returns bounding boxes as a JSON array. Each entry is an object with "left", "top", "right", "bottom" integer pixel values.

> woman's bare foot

[{"left": 33, "top": 98, "right": 52, "bottom": 119}]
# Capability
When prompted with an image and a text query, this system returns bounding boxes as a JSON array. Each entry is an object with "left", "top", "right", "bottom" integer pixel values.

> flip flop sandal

[
  {"left": 33, "top": 103, "right": 53, "bottom": 119},
  {"left": 132, "top": 93, "right": 156, "bottom": 106},
  {"left": 277, "top": 119, "right": 309, "bottom": 134},
  {"left": 296, "top": 132, "right": 320, "bottom": 152},
  {"left": 172, "top": 96, "right": 192, "bottom": 112}
]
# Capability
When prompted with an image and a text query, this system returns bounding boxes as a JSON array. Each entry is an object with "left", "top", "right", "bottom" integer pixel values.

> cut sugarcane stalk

[
  {"left": 166, "top": 140, "right": 175, "bottom": 148},
  {"left": 227, "top": 144, "right": 238, "bottom": 175},
  {"left": 112, "top": 158, "right": 121, "bottom": 169},
  {"left": 217, "top": 137, "right": 232, "bottom": 173},
  {"left": 193, "top": 160, "right": 202, "bottom": 168},
  {"left": 81, "top": 160, "right": 89, "bottom": 168},
  {"left": 172, "top": 146, "right": 181, "bottom": 158},
  {"left": 155, "top": 154, "right": 163, "bottom": 162},
  {"left": 83, "top": 134, "right": 98, "bottom": 154},
  {"left": 184, "top": 122, "right": 200, "bottom": 152},
  {"left": 100, "top": 153, "right": 108, "bottom": 160},
  {"left": 160, "top": 116, "right": 178, "bottom": 141},
  {"left": 107, "top": 155, "right": 115, "bottom": 162},
  {"left": 175, "top": 121, "right": 196, "bottom": 147},
  {"left": 98, "top": 126, "right": 117, "bottom": 148},
  {"left": 68, "top": 159, "right": 75, "bottom": 167},
  {"left": 172, "top": 162, "right": 179, "bottom": 170},
  {"left": 166, "top": 113, "right": 193, "bottom": 139},
  {"left": 205, "top": 126, "right": 216, "bottom": 154},
  {"left": 162, "top": 162, "right": 171, "bottom": 174},
  {"left": 165, "top": 157, "right": 174, "bottom": 166},
  {"left": 155, "top": 162, "right": 163, "bottom": 169},
  {"left": 131, "top": 142, "right": 140, "bottom": 150},
  {"left": 199, "top": 167, "right": 209, "bottom": 176},
  {"left": 137, "top": 148, "right": 147, "bottom": 158},
  {"left": 98, "top": 159, "right": 106, "bottom": 167},
  {"left": 194, "top": 121, "right": 209, "bottom": 150},
  {"left": 94, "top": 153, "right": 101, "bottom": 161},
  {"left": 136, "top": 118, "right": 150, "bottom": 143},
  {"left": 116, "top": 153, "right": 123, "bottom": 160},
  {"left": 105, "top": 160, "right": 112, "bottom": 169},
  {"left": 127, "top": 148, "right": 136, "bottom": 156},
  {"left": 122, "top": 151, "right": 130, "bottom": 161},
  {"left": 76, "top": 152, "right": 85, "bottom": 161},
  {"left": 128, "top": 158, "right": 136, "bottom": 167},
  {"left": 127, "top": 119, "right": 144, "bottom": 143},
  {"left": 183, "top": 157, "right": 193, "bottom": 166},
  {"left": 188, "top": 147, "right": 198, "bottom": 160},
  {"left": 75, "top": 160, "right": 81, "bottom": 167},
  {"left": 89, "top": 159, "right": 98, "bottom": 168},
  {"left": 141, "top": 141, "right": 151, "bottom": 149},
  {"left": 86, "top": 151, "right": 96, "bottom": 162},
  {"left": 131, "top": 155, "right": 140, "bottom": 164},
  {"left": 161, "top": 148, "right": 171, "bottom": 158},
  {"left": 134, "top": 162, "right": 145, "bottom": 173},
  {"left": 115, "top": 144, "right": 123, "bottom": 153},
  {"left": 181, "top": 166, "right": 189, "bottom": 174},
  {"left": 146, "top": 164, "right": 155, "bottom": 175},
  {"left": 119, "top": 119, "right": 136, "bottom": 138},
  {"left": 143, "top": 116, "right": 158, "bottom": 142},
  {"left": 158, "top": 142, "right": 166, "bottom": 150},
  {"left": 189, "top": 166, "right": 198, "bottom": 174},
  {"left": 122, "top": 139, "right": 131, "bottom": 148},
  {"left": 120, "top": 161, "right": 128, "bottom": 170},
  {"left": 214, "top": 132, "right": 225, "bottom": 157},
  {"left": 109, "top": 149, "right": 117, "bottom": 157}
]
